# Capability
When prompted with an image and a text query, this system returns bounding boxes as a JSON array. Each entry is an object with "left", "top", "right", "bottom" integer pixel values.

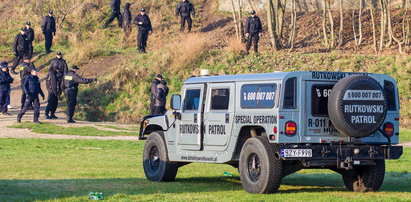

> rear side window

[
  {"left": 241, "top": 84, "right": 277, "bottom": 109},
  {"left": 311, "top": 85, "right": 334, "bottom": 116},
  {"left": 183, "top": 89, "right": 201, "bottom": 111},
  {"left": 211, "top": 89, "right": 230, "bottom": 110},
  {"left": 283, "top": 77, "right": 296, "bottom": 109},
  {"left": 384, "top": 81, "right": 397, "bottom": 111}
]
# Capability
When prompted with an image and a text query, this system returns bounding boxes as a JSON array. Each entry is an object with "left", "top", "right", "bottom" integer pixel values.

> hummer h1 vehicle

[{"left": 139, "top": 71, "right": 403, "bottom": 194}]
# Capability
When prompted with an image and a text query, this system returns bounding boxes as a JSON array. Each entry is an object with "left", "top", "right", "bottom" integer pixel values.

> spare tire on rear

[{"left": 328, "top": 75, "right": 387, "bottom": 138}]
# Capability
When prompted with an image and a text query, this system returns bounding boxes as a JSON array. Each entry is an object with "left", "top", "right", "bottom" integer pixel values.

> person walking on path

[
  {"left": 10, "top": 28, "right": 29, "bottom": 74},
  {"left": 133, "top": 8, "right": 152, "bottom": 53},
  {"left": 49, "top": 51, "right": 69, "bottom": 93},
  {"left": 18, "top": 56, "right": 35, "bottom": 109},
  {"left": 17, "top": 68, "right": 45, "bottom": 124},
  {"left": 41, "top": 10, "right": 56, "bottom": 54},
  {"left": 45, "top": 68, "right": 60, "bottom": 119},
  {"left": 103, "top": 0, "right": 122, "bottom": 29},
  {"left": 0, "top": 62, "right": 13, "bottom": 115},
  {"left": 26, "top": 21, "right": 35, "bottom": 58}
]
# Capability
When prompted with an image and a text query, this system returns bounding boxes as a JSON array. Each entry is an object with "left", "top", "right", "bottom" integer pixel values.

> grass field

[
  {"left": 0, "top": 138, "right": 410, "bottom": 201},
  {"left": 401, "top": 129, "right": 411, "bottom": 143},
  {"left": 8, "top": 122, "right": 137, "bottom": 136}
]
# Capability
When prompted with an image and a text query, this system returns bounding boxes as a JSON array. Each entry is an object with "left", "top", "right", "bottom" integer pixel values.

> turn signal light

[
  {"left": 273, "top": 127, "right": 278, "bottom": 134},
  {"left": 285, "top": 121, "right": 297, "bottom": 136},
  {"left": 383, "top": 122, "right": 394, "bottom": 136}
]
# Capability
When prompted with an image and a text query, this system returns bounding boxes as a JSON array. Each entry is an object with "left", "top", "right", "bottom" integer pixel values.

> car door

[
  {"left": 177, "top": 84, "right": 205, "bottom": 151},
  {"left": 203, "top": 83, "right": 235, "bottom": 151}
]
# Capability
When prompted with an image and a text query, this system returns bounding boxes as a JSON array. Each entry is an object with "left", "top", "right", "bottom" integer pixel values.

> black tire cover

[{"left": 328, "top": 75, "right": 387, "bottom": 138}]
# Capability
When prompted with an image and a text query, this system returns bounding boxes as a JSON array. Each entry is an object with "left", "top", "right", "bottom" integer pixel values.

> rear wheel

[
  {"left": 239, "top": 137, "right": 282, "bottom": 194},
  {"left": 341, "top": 160, "right": 385, "bottom": 192},
  {"left": 143, "top": 131, "right": 178, "bottom": 182}
]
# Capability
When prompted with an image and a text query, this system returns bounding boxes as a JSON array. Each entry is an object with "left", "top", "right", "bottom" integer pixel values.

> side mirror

[{"left": 170, "top": 94, "right": 181, "bottom": 110}]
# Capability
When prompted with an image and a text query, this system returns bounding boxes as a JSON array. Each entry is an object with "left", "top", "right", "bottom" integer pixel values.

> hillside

[{"left": 0, "top": 0, "right": 410, "bottom": 128}]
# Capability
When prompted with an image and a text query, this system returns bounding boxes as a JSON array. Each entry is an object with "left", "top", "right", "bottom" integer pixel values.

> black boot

[
  {"left": 34, "top": 120, "right": 42, "bottom": 124},
  {"left": 17, "top": 115, "right": 22, "bottom": 123},
  {"left": 50, "top": 114, "right": 58, "bottom": 119},
  {"left": 67, "top": 119, "right": 76, "bottom": 123}
]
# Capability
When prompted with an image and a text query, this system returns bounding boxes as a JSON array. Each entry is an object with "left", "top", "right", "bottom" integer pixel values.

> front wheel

[
  {"left": 143, "top": 131, "right": 178, "bottom": 182},
  {"left": 239, "top": 137, "right": 283, "bottom": 194},
  {"left": 341, "top": 160, "right": 385, "bottom": 192}
]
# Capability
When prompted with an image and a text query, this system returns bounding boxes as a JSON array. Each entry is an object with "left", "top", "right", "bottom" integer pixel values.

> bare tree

[
  {"left": 288, "top": 0, "right": 297, "bottom": 50},
  {"left": 230, "top": 0, "right": 241, "bottom": 41},
  {"left": 267, "top": 0, "right": 280, "bottom": 50},
  {"left": 322, "top": 0, "right": 334, "bottom": 49},
  {"left": 352, "top": 0, "right": 363, "bottom": 47},
  {"left": 379, "top": 0, "right": 387, "bottom": 51},
  {"left": 369, "top": 0, "right": 378, "bottom": 52},
  {"left": 338, "top": 0, "right": 344, "bottom": 48},
  {"left": 237, "top": 0, "right": 245, "bottom": 42}
]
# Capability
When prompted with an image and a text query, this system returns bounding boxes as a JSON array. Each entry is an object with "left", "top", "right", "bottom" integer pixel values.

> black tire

[
  {"left": 328, "top": 75, "right": 387, "bottom": 138},
  {"left": 239, "top": 136, "right": 282, "bottom": 194},
  {"left": 341, "top": 160, "right": 385, "bottom": 192},
  {"left": 143, "top": 131, "right": 178, "bottom": 182}
]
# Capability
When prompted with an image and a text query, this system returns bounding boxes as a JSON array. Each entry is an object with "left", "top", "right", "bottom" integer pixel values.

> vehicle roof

[{"left": 185, "top": 72, "right": 291, "bottom": 84}]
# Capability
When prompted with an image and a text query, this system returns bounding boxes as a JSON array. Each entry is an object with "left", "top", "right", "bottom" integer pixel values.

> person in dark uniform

[
  {"left": 245, "top": 10, "right": 263, "bottom": 54},
  {"left": 41, "top": 10, "right": 56, "bottom": 54},
  {"left": 18, "top": 56, "right": 35, "bottom": 109},
  {"left": 0, "top": 62, "right": 13, "bottom": 115},
  {"left": 153, "top": 79, "right": 169, "bottom": 115},
  {"left": 45, "top": 68, "right": 59, "bottom": 119},
  {"left": 62, "top": 65, "right": 96, "bottom": 123},
  {"left": 49, "top": 51, "right": 68, "bottom": 93},
  {"left": 17, "top": 68, "right": 45, "bottom": 124},
  {"left": 103, "top": 0, "right": 122, "bottom": 28},
  {"left": 26, "top": 21, "right": 35, "bottom": 58},
  {"left": 150, "top": 74, "right": 163, "bottom": 115},
  {"left": 176, "top": 0, "right": 195, "bottom": 32},
  {"left": 122, "top": 2, "right": 132, "bottom": 42},
  {"left": 133, "top": 8, "right": 152, "bottom": 53},
  {"left": 10, "top": 28, "right": 29, "bottom": 74}
]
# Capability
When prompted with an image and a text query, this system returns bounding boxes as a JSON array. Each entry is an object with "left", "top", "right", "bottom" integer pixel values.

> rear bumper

[{"left": 278, "top": 144, "right": 403, "bottom": 168}]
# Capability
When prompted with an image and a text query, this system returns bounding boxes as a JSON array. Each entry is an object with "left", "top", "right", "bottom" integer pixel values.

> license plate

[{"left": 281, "top": 149, "right": 312, "bottom": 157}]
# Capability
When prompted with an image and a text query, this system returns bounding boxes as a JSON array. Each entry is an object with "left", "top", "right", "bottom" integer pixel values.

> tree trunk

[
  {"left": 327, "top": 0, "right": 335, "bottom": 48},
  {"left": 379, "top": 0, "right": 386, "bottom": 51},
  {"left": 230, "top": 0, "right": 240, "bottom": 41},
  {"left": 267, "top": 0, "right": 279, "bottom": 50},
  {"left": 237, "top": 0, "right": 245, "bottom": 42},
  {"left": 338, "top": 0, "right": 344, "bottom": 48},
  {"left": 288, "top": 0, "right": 297, "bottom": 50},
  {"left": 386, "top": 0, "right": 403, "bottom": 52},
  {"left": 369, "top": 0, "right": 378, "bottom": 52},
  {"left": 358, "top": 0, "right": 363, "bottom": 45},
  {"left": 322, "top": 0, "right": 329, "bottom": 48}
]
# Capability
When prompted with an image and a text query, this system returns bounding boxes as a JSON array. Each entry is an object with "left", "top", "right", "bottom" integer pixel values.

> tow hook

[
  {"left": 340, "top": 156, "right": 353, "bottom": 170},
  {"left": 368, "top": 146, "right": 378, "bottom": 158},
  {"left": 321, "top": 146, "right": 331, "bottom": 157}
]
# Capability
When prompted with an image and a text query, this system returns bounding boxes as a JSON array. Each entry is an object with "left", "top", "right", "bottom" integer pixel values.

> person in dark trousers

[
  {"left": 103, "top": 0, "right": 122, "bottom": 28},
  {"left": 150, "top": 74, "right": 163, "bottom": 115},
  {"left": 17, "top": 68, "right": 45, "bottom": 124},
  {"left": 62, "top": 65, "right": 96, "bottom": 123},
  {"left": 133, "top": 8, "right": 152, "bottom": 53},
  {"left": 19, "top": 56, "right": 35, "bottom": 109},
  {"left": 11, "top": 28, "right": 29, "bottom": 74},
  {"left": 45, "top": 68, "right": 59, "bottom": 119},
  {"left": 153, "top": 79, "right": 169, "bottom": 115},
  {"left": 49, "top": 51, "right": 68, "bottom": 94},
  {"left": 41, "top": 10, "right": 56, "bottom": 54},
  {"left": 245, "top": 10, "right": 263, "bottom": 54},
  {"left": 0, "top": 62, "right": 14, "bottom": 115},
  {"left": 176, "top": 0, "right": 195, "bottom": 32},
  {"left": 122, "top": 2, "right": 132, "bottom": 42},
  {"left": 26, "top": 21, "right": 35, "bottom": 58}
]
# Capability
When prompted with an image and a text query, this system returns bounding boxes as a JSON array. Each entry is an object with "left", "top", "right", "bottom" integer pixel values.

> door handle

[
  {"left": 194, "top": 113, "right": 197, "bottom": 123},
  {"left": 225, "top": 114, "right": 229, "bottom": 124}
]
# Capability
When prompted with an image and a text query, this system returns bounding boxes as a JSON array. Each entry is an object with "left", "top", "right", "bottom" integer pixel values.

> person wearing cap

[
  {"left": 10, "top": 28, "right": 29, "bottom": 74},
  {"left": 62, "top": 65, "right": 96, "bottom": 123},
  {"left": 122, "top": 3, "right": 132, "bottom": 42},
  {"left": 45, "top": 67, "right": 60, "bottom": 119},
  {"left": 133, "top": 8, "right": 152, "bottom": 53},
  {"left": 154, "top": 79, "right": 169, "bottom": 115},
  {"left": 41, "top": 10, "right": 56, "bottom": 54},
  {"left": 19, "top": 56, "right": 35, "bottom": 109},
  {"left": 150, "top": 74, "right": 163, "bottom": 115},
  {"left": 26, "top": 21, "right": 35, "bottom": 58},
  {"left": 0, "top": 62, "right": 14, "bottom": 115},
  {"left": 103, "top": 0, "right": 122, "bottom": 29},
  {"left": 17, "top": 68, "right": 44, "bottom": 124},
  {"left": 245, "top": 10, "right": 263, "bottom": 54},
  {"left": 49, "top": 51, "right": 68, "bottom": 93},
  {"left": 176, "top": 0, "right": 195, "bottom": 32}
]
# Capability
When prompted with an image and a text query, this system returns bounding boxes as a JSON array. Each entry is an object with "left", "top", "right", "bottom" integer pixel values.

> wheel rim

[
  {"left": 247, "top": 153, "right": 261, "bottom": 182},
  {"left": 149, "top": 146, "right": 160, "bottom": 171}
]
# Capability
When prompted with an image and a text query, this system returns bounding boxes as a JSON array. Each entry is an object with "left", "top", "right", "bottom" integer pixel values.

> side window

[
  {"left": 241, "top": 84, "right": 277, "bottom": 109},
  {"left": 283, "top": 77, "right": 296, "bottom": 109},
  {"left": 384, "top": 80, "right": 397, "bottom": 111},
  {"left": 211, "top": 89, "right": 230, "bottom": 110},
  {"left": 183, "top": 89, "right": 201, "bottom": 111},
  {"left": 311, "top": 85, "right": 334, "bottom": 116}
]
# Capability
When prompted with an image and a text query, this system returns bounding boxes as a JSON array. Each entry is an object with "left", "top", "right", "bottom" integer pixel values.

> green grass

[
  {"left": 96, "top": 124, "right": 139, "bottom": 132},
  {"left": 0, "top": 138, "right": 410, "bottom": 201},
  {"left": 8, "top": 122, "right": 137, "bottom": 137},
  {"left": 401, "top": 129, "right": 411, "bottom": 143}
]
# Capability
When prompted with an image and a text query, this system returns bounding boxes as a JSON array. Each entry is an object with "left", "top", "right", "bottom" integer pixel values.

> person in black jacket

[
  {"left": 62, "top": 65, "right": 96, "bottom": 123},
  {"left": 154, "top": 79, "right": 169, "bottom": 115},
  {"left": 176, "top": 0, "right": 195, "bottom": 32},
  {"left": 245, "top": 10, "right": 263, "bottom": 54},
  {"left": 26, "top": 21, "right": 35, "bottom": 58},
  {"left": 150, "top": 74, "right": 163, "bottom": 115},
  {"left": 10, "top": 28, "right": 29, "bottom": 74},
  {"left": 45, "top": 68, "right": 59, "bottom": 119},
  {"left": 122, "top": 3, "right": 132, "bottom": 42},
  {"left": 17, "top": 69, "right": 45, "bottom": 124},
  {"left": 133, "top": 8, "right": 152, "bottom": 53},
  {"left": 103, "top": 0, "right": 122, "bottom": 29},
  {"left": 49, "top": 51, "right": 68, "bottom": 93},
  {"left": 0, "top": 62, "right": 14, "bottom": 115},
  {"left": 41, "top": 10, "right": 56, "bottom": 54},
  {"left": 19, "top": 56, "right": 35, "bottom": 109}
]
